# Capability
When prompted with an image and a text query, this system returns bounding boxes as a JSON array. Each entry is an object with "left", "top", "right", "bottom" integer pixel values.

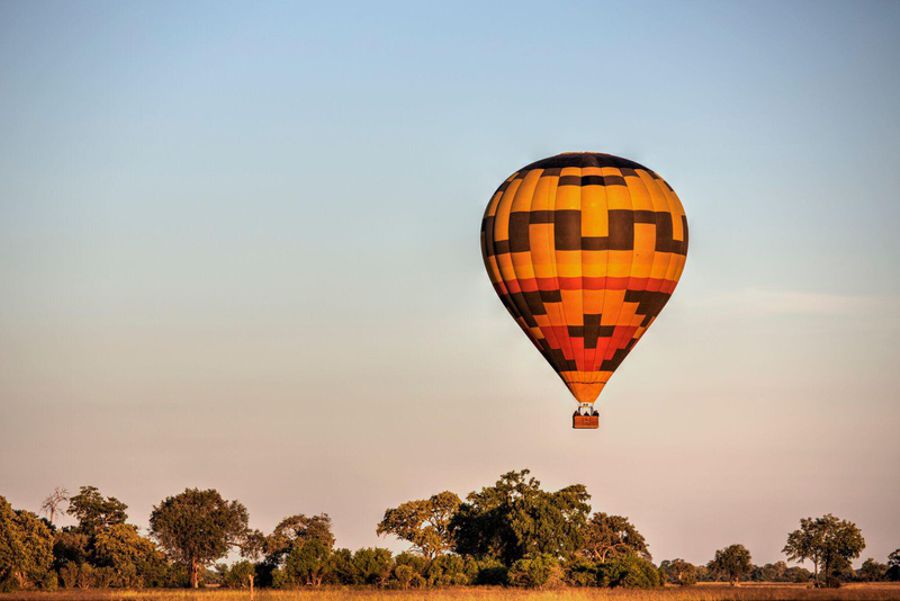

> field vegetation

[{"left": 2, "top": 470, "right": 898, "bottom": 595}]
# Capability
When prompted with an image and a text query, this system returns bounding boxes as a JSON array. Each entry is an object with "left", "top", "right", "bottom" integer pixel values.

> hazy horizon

[{"left": 1, "top": 0, "right": 898, "bottom": 568}]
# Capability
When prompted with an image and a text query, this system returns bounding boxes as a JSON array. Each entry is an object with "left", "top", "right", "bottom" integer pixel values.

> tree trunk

[
  {"left": 248, "top": 573, "right": 254, "bottom": 600},
  {"left": 191, "top": 558, "right": 200, "bottom": 589}
]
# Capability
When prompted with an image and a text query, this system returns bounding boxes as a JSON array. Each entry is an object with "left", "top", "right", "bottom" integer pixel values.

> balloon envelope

[{"left": 480, "top": 152, "right": 688, "bottom": 405}]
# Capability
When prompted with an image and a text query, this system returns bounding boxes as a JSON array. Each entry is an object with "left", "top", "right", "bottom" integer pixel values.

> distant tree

[
  {"left": 92, "top": 523, "right": 169, "bottom": 587},
  {"left": 858, "top": 558, "right": 886, "bottom": 582},
  {"left": 220, "top": 560, "right": 255, "bottom": 589},
  {"left": 324, "top": 548, "right": 356, "bottom": 584},
  {"left": 581, "top": 513, "right": 650, "bottom": 561},
  {"left": 377, "top": 491, "right": 461, "bottom": 558},
  {"left": 67, "top": 487, "right": 127, "bottom": 537},
  {"left": 660, "top": 558, "right": 698, "bottom": 585},
  {"left": 149, "top": 488, "right": 250, "bottom": 588},
  {"left": 0, "top": 496, "right": 55, "bottom": 591},
  {"left": 40, "top": 488, "right": 69, "bottom": 527},
  {"left": 266, "top": 514, "right": 334, "bottom": 564},
  {"left": 451, "top": 470, "right": 591, "bottom": 564},
  {"left": 282, "top": 538, "right": 331, "bottom": 586},
  {"left": 751, "top": 561, "right": 788, "bottom": 582},
  {"left": 784, "top": 565, "right": 814, "bottom": 583},
  {"left": 783, "top": 514, "right": 865, "bottom": 587},
  {"left": 708, "top": 544, "right": 752, "bottom": 585},
  {"left": 887, "top": 549, "right": 900, "bottom": 581},
  {"left": 351, "top": 547, "right": 393, "bottom": 586}
]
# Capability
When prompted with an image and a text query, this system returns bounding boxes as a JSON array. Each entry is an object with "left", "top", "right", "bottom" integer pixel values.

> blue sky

[{"left": 1, "top": 1, "right": 898, "bottom": 565}]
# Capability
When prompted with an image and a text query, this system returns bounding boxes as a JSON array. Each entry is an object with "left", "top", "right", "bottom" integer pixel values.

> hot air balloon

[{"left": 480, "top": 152, "right": 688, "bottom": 429}]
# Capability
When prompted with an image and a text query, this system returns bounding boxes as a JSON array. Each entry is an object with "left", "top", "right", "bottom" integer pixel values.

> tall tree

[
  {"left": 451, "top": 469, "right": 591, "bottom": 564},
  {"left": 707, "top": 544, "right": 752, "bottom": 585},
  {"left": 581, "top": 513, "right": 650, "bottom": 561},
  {"left": 0, "top": 496, "right": 54, "bottom": 591},
  {"left": 377, "top": 491, "right": 461, "bottom": 558},
  {"left": 149, "top": 488, "right": 250, "bottom": 588},
  {"left": 783, "top": 514, "right": 865, "bottom": 587},
  {"left": 40, "top": 488, "right": 69, "bottom": 526},
  {"left": 67, "top": 486, "right": 127, "bottom": 537}
]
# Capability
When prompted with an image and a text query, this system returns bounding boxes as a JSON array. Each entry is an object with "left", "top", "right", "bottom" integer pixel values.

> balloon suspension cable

[{"left": 576, "top": 402, "right": 598, "bottom": 416}]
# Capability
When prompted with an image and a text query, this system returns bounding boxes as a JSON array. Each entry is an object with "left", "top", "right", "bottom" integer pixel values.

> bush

[
  {"left": 425, "top": 554, "right": 471, "bottom": 586},
  {"left": 599, "top": 553, "right": 661, "bottom": 588},
  {"left": 564, "top": 557, "right": 599, "bottom": 587},
  {"left": 508, "top": 554, "right": 564, "bottom": 589},
  {"left": 473, "top": 558, "right": 508, "bottom": 585}
]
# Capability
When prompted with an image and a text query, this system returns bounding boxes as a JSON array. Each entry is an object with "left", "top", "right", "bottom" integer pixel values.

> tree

[
  {"left": 377, "top": 491, "right": 461, "bottom": 558},
  {"left": 0, "top": 496, "right": 55, "bottom": 591},
  {"left": 351, "top": 547, "right": 393, "bottom": 586},
  {"left": 599, "top": 552, "right": 661, "bottom": 588},
  {"left": 40, "top": 488, "right": 69, "bottom": 526},
  {"left": 67, "top": 487, "right": 127, "bottom": 537},
  {"left": 266, "top": 514, "right": 333, "bottom": 564},
  {"left": 92, "top": 523, "right": 169, "bottom": 587},
  {"left": 451, "top": 470, "right": 591, "bottom": 564},
  {"left": 783, "top": 514, "right": 865, "bottom": 587},
  {"left": 282, "top": 539, "right": 331, "bottom": 586},
  {"left": 886, "top": 549, "right": 900, "bottom": 581},
  {"left": 581, "top": 513, "right": 650, "bottom": 561},
  {"left": 660, "top": 558, "right": 698, "bottom": 585},
  {"left": 858, "top": 558, "right": 886, "bottom": 582},
  {"left": 149, "top": 488, "right": 250, "bottom": 588},
  {"left": 708, "top": 544, "right": 752, "bottom": 585}
]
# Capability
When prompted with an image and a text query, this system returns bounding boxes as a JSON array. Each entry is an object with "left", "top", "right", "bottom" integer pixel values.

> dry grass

[{"left": 3, "top": 584, "right": 900, "bottom": 601}]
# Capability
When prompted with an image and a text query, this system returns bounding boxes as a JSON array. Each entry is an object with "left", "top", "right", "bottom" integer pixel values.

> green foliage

[
  {"left": 424, "top": 553, "right": 471, "bottom": 586},
  {"left": 660, "top": 558, "right": 698, "bottom": 585},
  {"left": 708, "top": 544, "right": 752, "bottom": 585},
  {"left": 149, "top": 488, "right": 250, "bottom": 588},
  {"left": 472, "top": 557, "right": 508, "bottom": 585},
  {"left": 858, "top": 558, "right": 887, "bottom": 582},
  {"left": 351, "top": 547, "right": 393, "bottom": 586},
  {"left": 92, "top": 523, "right": 169, "bottom": 587},
  {"left": 0, "top": 496, "right": 55, "bottom": 591},
  {"left": 582, "top": 512, "right": 650, "bottom": 561},
  {"left": 282, "top": 538, "right": 331, "bottom": 586},
  {"left": 507, "top": 553, "right": 564, "bottom": 589},
  {"left": 599, "top": 553, "right": 661, "bottom": 588},
  {"left": 220, "top": 560, "right": 255, "bottom": 589},
  {"left": 67, "top": 487, "right": 128, "bottom": 538},
  {"left": 783, "top": 514, "right": 865, "bottom": 588},
  {"left": 563, "top": 556, "right": 598, "bottom": 587},
  {"left": 887, "top": 549, "right": 900, "bottom": 581},
  {"left": 377, "top": 491, "right": 461, "bottom": 559},
  {"left": 323, "top": 548, "right": 355, "bottom": 585},
  {"left": 451, "top": 469, "right": 591, "bottom": 564},
  {"left": 266, "top": 514, "right": 334, "bottom": 565}
]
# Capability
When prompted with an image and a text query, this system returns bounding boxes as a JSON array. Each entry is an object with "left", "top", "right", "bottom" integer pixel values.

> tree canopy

[
  {"left": 149, "top": 488, "right": 250, "bottom": 588},
  {"left": 451, "top": 469, "right": 591, "bottom": 564},
  {"left": 377, "top": 491, "right": 461, "bottom": 558}
]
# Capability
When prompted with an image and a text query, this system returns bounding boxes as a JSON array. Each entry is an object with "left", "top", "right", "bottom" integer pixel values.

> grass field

[{"left": 3, "top": 584, "right": 900, "bottom": 601}]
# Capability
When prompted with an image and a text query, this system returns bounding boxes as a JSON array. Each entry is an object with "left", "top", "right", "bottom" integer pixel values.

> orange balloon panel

[{"left": 480, "top": 153, "right": 688, "bottom": 404}]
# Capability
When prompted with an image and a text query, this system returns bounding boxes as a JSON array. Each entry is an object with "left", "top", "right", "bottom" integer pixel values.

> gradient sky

[{"left": 1, "top": 1, "right": 899, "bottom": 568}]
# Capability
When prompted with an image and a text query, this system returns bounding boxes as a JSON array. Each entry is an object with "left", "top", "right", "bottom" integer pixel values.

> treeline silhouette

[{"left": 2, "top": 470, "right": 898, "bottom": 591}]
